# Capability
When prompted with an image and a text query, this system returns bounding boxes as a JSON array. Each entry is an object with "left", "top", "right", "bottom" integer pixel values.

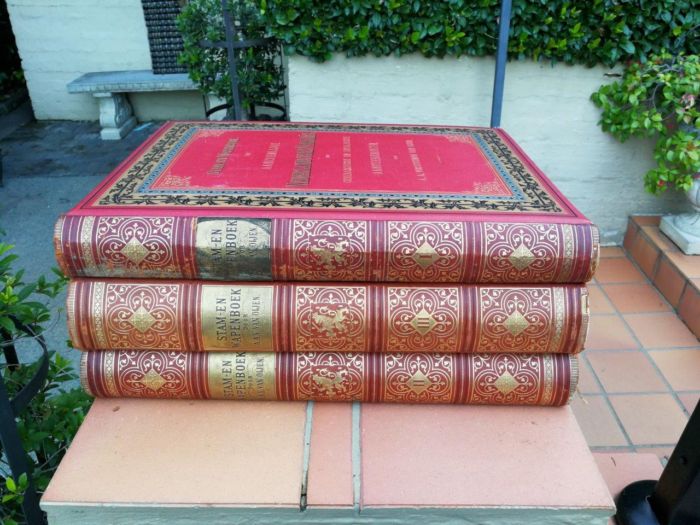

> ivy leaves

[{"left": 256, "top": 0, "right": 698, "bottom": 67}]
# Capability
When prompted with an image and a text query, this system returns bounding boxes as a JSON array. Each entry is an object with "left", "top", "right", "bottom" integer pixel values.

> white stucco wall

[
  {"left": 6, "top": 0, "right": 204, "bottom": 121},
  {"left": 288, "top": 54, "right": 689, "bottom": 243}
]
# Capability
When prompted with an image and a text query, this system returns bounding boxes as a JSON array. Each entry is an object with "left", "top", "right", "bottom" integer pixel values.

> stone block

[{"left": 42, "top": 399, "right": 615, "bottom": 524}]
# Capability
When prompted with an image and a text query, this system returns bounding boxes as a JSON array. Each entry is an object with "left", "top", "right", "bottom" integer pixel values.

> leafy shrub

[
  {"left": 257, "top": 0, "right": 698, "bottom": 66},
  {"left": 592, "top": 53, "right": 700, "bottom": 194},
  {"left": 0, "top": 242, "right": 92, "bottom": 524},
  {"left": 1, "top": 353, "right": 92, "bottom": 524},
  {"left": 177, "top": 0, "right": 286, "bottom": 116}
]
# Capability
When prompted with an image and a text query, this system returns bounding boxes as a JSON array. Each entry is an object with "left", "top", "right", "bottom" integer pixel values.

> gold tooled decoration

[
  {"left": 311, "top": 242, "right": 350, "bottom": 271},
  {"left": 103, "top": 351, "right": 119, "bottom": 397},
  {"left": 410, "top": 308, "right": 438, "bottom": 336},
  {"left": 567, "top": 355, "right": 579, "bottom": 404},
  {"left": 406, "top": 370, "right": 433, "bottom": 394},
  {"left": 503, "top": 310, "right": 529, "bottom": 336},
  {"left": 550, "top": 287, "right": 566, "bottom": 353},
  {"left": 79, "top": 216, "right": 97, "bottom": 271},
  {"left": 508, "top": 243, "right": 535, "bottom": 271},
  {"left": 91, "top": 282, "right": 108, "bottom": 349},
  {"left": 561, "top": 224, "right": 575, "bottom": 280},
  {"left": 79, "top": 353, "right": 92, "bottom": 396},
  {"left": 493, "top": 371, "right": 519, "bottom": 395},
  {"left": 412, "top": 241, "right": 440, "bottom": 269},
  {"left": 121, "top": 237, "right": 149, "bottom": 265},
  {"left": 542, "top": 354, "right": 555, "bottom": 405},
  {"left": 312, "top": 307, "right": 350, "bottom": 337},
  {"left": 128, "top": 306, "right": 157, "bottom": 333},
  {"left": 138, "top": 368, "right": 167, "bottom": 392},
  {"left": 312, "top": 369, "right": 350, "bottom": 397}
]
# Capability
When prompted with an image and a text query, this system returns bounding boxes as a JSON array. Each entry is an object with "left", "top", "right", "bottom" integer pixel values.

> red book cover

[
  {"left": 67, "top": 280, "right": 589, "bottom": 355},
  {"left": 81, "top": 350, "right": 577, "bottom": 406},
  {"left": 55, "top": 121, "right": 599, "bottom": 283}
]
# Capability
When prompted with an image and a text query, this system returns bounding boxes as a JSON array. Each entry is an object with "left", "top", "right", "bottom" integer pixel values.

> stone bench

[
  {"left": 67, "top": 70, "right": 199, "bottom": 140},
  {"left": 42, "top": 399, "right": 615, "bottom": 524}
]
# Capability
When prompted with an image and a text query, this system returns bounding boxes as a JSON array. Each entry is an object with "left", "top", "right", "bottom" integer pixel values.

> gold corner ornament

[
  {"left": 503, "top": 310, "right": 529, "bottom": 336},
  {"left": 508, "top": 243, "right": 535, "bottom": 271},
  {"left": 412, "top": 240, "right": 440, "bottom": 269},
  {"left": 128, "top": 305, "right": 157, "bottom": 333},
  {"left": 121, "top": 236, "right": 149, "bottom": 265}
]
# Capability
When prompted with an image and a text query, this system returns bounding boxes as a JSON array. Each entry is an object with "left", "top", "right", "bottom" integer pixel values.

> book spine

[
  {"left": 55, "top": 215, "right": 599, "bottom": 283},
  {"left": 68, "top": 280, "right": 589, "bottom": 355},
  {"left": 80, "top": 351, "right": 577, "bottom": 406}
]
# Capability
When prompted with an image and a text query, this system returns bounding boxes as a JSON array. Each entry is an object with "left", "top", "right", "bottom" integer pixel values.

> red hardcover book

[
  {"left": 80, "top": 350, "right": 577, "bottom": 406},
  {"left": 67, "top": 280, "right": 589, "bottom": 355},
  {"left": 55, "top": 121, "right": 599, "bottom": 283}
]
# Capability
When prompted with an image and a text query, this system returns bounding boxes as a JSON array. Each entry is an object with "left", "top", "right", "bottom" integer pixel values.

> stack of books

[{"left": 55, "top": 121, "right": 598, "bottom": 406}]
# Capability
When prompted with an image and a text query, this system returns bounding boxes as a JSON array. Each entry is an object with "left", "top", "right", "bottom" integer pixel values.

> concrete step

[{"left": 42, "top": 399, "right": 615, "bottom": 524}]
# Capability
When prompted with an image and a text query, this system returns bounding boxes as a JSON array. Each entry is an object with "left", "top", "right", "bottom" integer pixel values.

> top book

[{"left": 55, "top": 121, "right": 599, "bottom": 284}]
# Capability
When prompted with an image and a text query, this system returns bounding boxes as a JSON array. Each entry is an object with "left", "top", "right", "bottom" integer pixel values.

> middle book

[{"left": 67, "top": 280, "right": 589, "bottom": 354}]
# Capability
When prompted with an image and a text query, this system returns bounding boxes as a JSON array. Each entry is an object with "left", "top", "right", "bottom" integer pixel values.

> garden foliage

[
  {"left": 0, "top": 242, "right": 92, "bottom": 524},
  {"left": 592, "top": 53, "right": 699, "bottom": 194},
  {"left": 258, "top": 0, "right": 698, "bottom": 65},
  {"left": 178, "top": 0, "right": 286, "bottom": 115}
]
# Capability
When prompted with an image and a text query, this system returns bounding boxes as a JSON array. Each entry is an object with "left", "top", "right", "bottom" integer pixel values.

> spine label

[
  {"left": 208, "top": 352, "right": 276, "bottom": 399},
  {"left": 195, "top": 218, "right": 272, "bottom": 281},
  {"left": 201, "top": 285, "right": 274, "bottom": 351}
]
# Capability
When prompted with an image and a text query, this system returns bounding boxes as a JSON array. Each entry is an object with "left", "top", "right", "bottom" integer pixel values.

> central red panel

[{"left": 150, "top": 129, "right": 512, "bottom": 196}]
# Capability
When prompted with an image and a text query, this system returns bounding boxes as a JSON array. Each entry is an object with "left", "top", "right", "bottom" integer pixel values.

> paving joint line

[{"left": 597, "top": 264, "right": 693, "bottom": 420}]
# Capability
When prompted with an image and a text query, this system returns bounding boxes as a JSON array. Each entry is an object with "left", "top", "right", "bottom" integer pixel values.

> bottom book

[{"left": 81, "top": 351, "right": 578, "bottom": 406}]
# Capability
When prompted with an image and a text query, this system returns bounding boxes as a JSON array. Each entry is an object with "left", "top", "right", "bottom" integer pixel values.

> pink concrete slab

[
  {"left": 593, "top": 453, "right": 663, "bottom": 499},
  {"left": 306, "top": 403, "right": 354, "bottom": 508},
  {"left": 42, "top": 399, "right": 307, "bottom": 507},
  {"left": 360, "top": 404, "right": 614, "bottom": 510}
]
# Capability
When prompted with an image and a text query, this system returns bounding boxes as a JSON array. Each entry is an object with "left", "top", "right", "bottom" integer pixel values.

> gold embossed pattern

[
  {"left": 102, "top": 283, "right": 183, "bottom": 349},
  {"left": 293, "top": 286, "right": 368, "bottom": 352},
  {"left": 295, "top": 352, "right": 366, "bottom": 401},
  {"left": 481, "top": 223, "right": 571, "bottom": 282},
  {"left": 386, "top": 222, "right": 466, "bottom": 282},
  {"left": 289, "top": 220, "right": 369, "bottom": 281},
  {"left": 478, "top": 288, "right": 565, "bottom": 354},
  {"left": 386, "top": 287, "right": 461, "bottom": 352},
  {"left": 93, "top": 217, "right": 181, "bottom": 278}
]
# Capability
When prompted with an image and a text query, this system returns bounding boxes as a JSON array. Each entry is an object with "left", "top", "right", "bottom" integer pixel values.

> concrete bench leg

[{"left": 94, "top": 92, "right": 137, "bottom": 140}]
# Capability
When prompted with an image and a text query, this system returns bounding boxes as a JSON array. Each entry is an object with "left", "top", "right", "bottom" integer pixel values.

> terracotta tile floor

[{"left": 574, "top": 247, "right": 699, "bottom": 462}]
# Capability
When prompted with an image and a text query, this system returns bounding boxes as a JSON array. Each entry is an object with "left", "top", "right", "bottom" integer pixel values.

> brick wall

[{"left": 288, "top": 55, "right": 691, "bottom": 242}]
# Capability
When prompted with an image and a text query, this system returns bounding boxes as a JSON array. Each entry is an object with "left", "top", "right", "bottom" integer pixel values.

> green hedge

[{"left": 258, "top": 0, "right": 699, "bottom": 66}]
